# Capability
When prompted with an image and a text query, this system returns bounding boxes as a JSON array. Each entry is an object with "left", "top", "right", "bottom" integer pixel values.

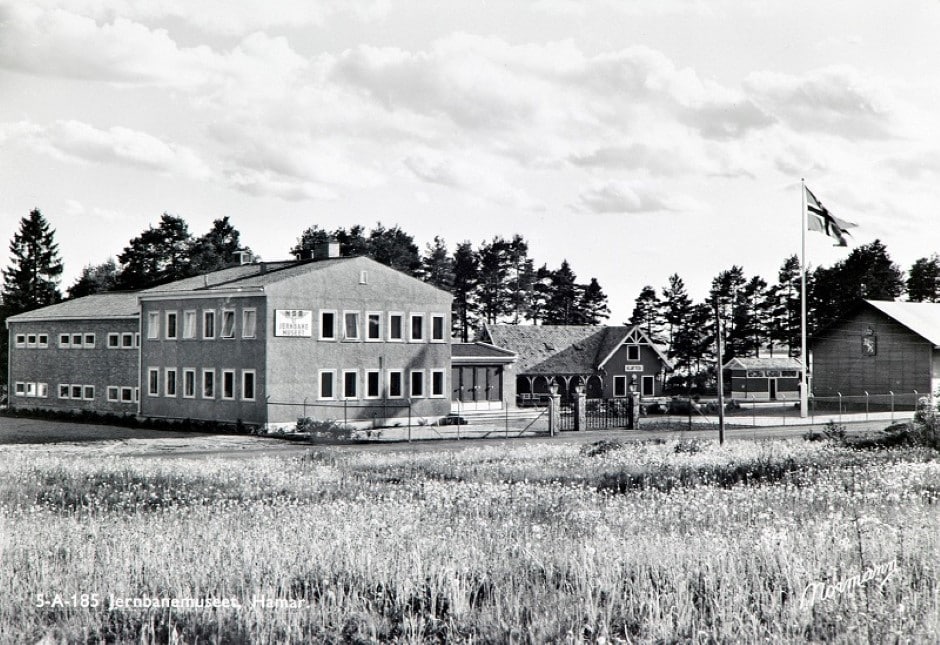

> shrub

[{"left": 296, "top": 417, "right": 358, "bottom": 441}]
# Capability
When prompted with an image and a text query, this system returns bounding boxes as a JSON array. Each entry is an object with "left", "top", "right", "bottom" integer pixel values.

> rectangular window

[
  {"left": 165, "top": 312, "right": 178, "bottom": 339},
  {"left": 183, "top": 311, "right": 197, "bottom": 339},
  {"left": 14, "top": 382, "right": 25, "bottom": 396},
  {"left": 59, "top": 334, "right": 70, "bottom": 348},
  {"left": 121, "top": 387, "right": 134, "bottom": 402},
  {"left": 148, "top": 368, "right": 160, "bottom": 396},
  {"left": 222, "top": 370, "right": 235, "bottom": 400},
  {"left": 71, "top": 333, "right": 83, "bottom": 347},
  {"left": 613, "top": 375, "right": 627, "bottom": 398},
  {"left": 388, "top": 370, "right": 403, "bottom": 398},
  {"left": 164, "top": 368, "right": 177, "bottom": 397},
  {"left": 14, "top": 334, "right": 25, "bottom": 348},
  {"left": 107, "top": 386, "right": 119, "bottom": 402},
  {"left": 203, "top": 310, "right": 216, "bottom": 339},
  {"left": 342, "top": 370, "right": 357, "bottom": 399},
  {"left": 147, "top": 312, "right": 160, "bottom": 339},
  {"left": 343, "top": 312, "right": 360, "bottom": 340},
  {"left": 221, "top": 310, "right": 236, "bottom": 338},
  {"left": 410, "top": 314, "right": 424, "bottom": 341},
  {"left": 410, "top": 370, "right": 425, "bottom": 398},
  {"left": 366, "top": 313, "right": 382, "bottom": 341},
  {"left": 242, "top": 309, "right": 257, "bottom": 338},
  {"left": 84, "top": 333, "right": 95, "bottom": 348},
  {"left": 135, "top": 333, "right": 140, "bottom": 347},
  {"left": 642, "top": 375, "right": 655, "bottom": 397},
  {"left": 183, "top": 369, "right": 196, "bottom": 398},
  {"left": 320, "top": 311, "right": 336, "bottom": 340},
  {"left": 319, "top": 370, "right": 335, "bottom": 399},
  {"left": 37, "top": 383, "right": 48, "bottom": 398},
  {"left": 431, "top": 370, "right": 445, "bottom": 397},
  {"left": 71, "top": 384, "right": 83, "bottom": 399},
  {"left": 122, "top": 333, "right": 134, "bottom": 348},
  {"left": 389, "top": 313, "right": 403, "bottom": 341},
  {"left": 58, "top": 384, "right": 69, "bottom": 399},
  {"left": 365, "top": 370, "right": 381, "bottom": 398},
  {"left": 108, "top": 333, "right": 120, "bottom": 348},
  {"left": 83, "top": 385, "right": 95, "bottom": 400},
  {"left": 25, "top": 382, "right": 36, "bottom": 397},
  {"left": 37, "top": 334, "right": 48, "bottom": 348},
  {"left": 431, "top": 315, "right": 446, "bottom": 341},
  {"left": 627, "top": 345, "right": 640, "bottom": 361},
  {"left": 242, "top": 370, "right": 256, "bottom": 401},
  {"left": 202, "top": 369, "right": 215, "bottom": 399},
  {"left": 26, "top": 334, "right": 37, "bottom": 347}
]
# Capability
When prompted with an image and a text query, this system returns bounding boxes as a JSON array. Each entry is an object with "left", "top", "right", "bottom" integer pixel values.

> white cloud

[
  {"left": 573, "top": 180, "right": 691, "bottom": 214},
  {"left": 403, "top": 152, "right": 541, "bottom": 210},
  {"left": 745, "top": 66, "right": 898, "bottom": 139},
  {"left": 2, "top": 119, "right": 212, "bottom": 180},
  {"left": 226, "top": 169, "right": 338, "bottom": 202}
]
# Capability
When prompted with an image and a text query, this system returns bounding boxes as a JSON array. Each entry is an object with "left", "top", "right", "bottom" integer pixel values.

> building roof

[
  {"left": 7, "top": 292, "right": 140, "bottom": 322},
  {"left": 723, "top": 356, "right": 803, "bottom": 370},
  {"left": 138, "top": 261, "right": 298, "bottom": 293},
  {"left": 484, "top": 324, "right": 672, "bottom": 374},
  {"left": 864, "top": 300, "right": 940, "bottom": 347},
  {"left": 451, "top": 342, "right": 516, "bottom": 363}
]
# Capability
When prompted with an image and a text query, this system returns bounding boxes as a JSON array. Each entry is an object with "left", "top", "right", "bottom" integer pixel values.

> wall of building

[
  {"left": 601, "top": 343, "right": 667, "bottom": 398},
  {"left": 8, "top": 318, "right": 139, "bottom": 413},
  {"left": 138, "top": 294, "right": 267, "bottom": 425},
  {"left": 812, "top": 308, "right": 933, "bottom": 397},
  {"left": 264, "top": 258, "right": 453, "bottom": 427}
]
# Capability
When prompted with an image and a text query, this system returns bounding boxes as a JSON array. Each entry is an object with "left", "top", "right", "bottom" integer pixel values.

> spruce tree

[{"left": 2, "top": 209, "right": 63, "bottom": 312}]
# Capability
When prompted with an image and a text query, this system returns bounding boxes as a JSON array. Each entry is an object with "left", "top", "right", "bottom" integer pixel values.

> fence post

[
  {"left": 505, "top": 402, "right": 509, "bottom": 438},
  {"left": 548, "top": 384, "right": 560, "bottom": 436},
  {"left": 574, "top": 385, "right": 586, "bottom": 432},
  {"left": 630, "top": 392, "right": 640, "bottom": 430},
  {"left": 890, "top": 391, "right": 894, "bottom": 423},
  {"left": 408, "top": 400, "right": 412, "bottom": 443},
  {"left": 837, "top": 392, "right": 843, "bottom": 424},
  {"left": 865, "top": 391, "right": 869, "bottom": 421},
  {"left": 344, "top": 399, "right": 348, "bottom": 427}
]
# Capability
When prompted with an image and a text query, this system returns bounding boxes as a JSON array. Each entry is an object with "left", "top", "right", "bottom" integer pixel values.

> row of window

[
  {"left": 612, "top": 375, "right": 656, "bottom": 397},
  {"left": 13, "top": 382, "right": 48, "bottom": 397},
  {"left": 319, "top": 311, "right": 447, "bottom": 343},
  {"left": 15, "top": 381, "right": 139, "bottom": 402},
  {"left": 317, "top": 368, "right": 446, "bottom": 401},
  {"left": 147, "top": 309, "right": 255, "bottom": 341},
  {"left": 147, "top": 368, "right": 256, "bottom": 401},
  {"left": 13, "top": 332, "right": 141, "bottom": 350}
]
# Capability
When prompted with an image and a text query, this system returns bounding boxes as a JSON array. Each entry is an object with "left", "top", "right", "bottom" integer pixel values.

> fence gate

[{"left": 559, "top": 397, "right": 634, "bottom": 431}]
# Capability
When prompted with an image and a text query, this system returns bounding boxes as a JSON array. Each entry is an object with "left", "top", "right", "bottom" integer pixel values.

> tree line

[
  {"left": 0, "top": 210, "right": 612, "bottom": 384},
  {"left": 627, "top": 239, "right": 909, "bottom": 390}
]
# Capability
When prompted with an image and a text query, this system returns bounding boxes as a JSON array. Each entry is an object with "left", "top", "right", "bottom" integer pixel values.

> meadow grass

[{"left": 0, "top": 438, "right": 938, "bottom": 643}]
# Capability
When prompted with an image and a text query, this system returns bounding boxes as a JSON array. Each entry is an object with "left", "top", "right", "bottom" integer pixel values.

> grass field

[{"left": 0, "top": 437, "right": 938, "bottom": 643}]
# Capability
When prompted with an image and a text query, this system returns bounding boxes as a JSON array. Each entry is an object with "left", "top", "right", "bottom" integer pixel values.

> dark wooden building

[
  {"left": 811, "top": 300, "right": 940, "bottom": 398},
  {"left": 723, "top": 356, "right": 802, "bottom": 401}
]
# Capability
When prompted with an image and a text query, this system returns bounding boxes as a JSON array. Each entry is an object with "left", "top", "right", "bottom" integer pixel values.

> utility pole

[{"left": 714, "top": 300, "right": 726, "bottom": 445}]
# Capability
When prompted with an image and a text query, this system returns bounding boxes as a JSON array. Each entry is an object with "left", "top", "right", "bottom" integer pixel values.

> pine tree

[
  {"left": 580, "top": 278, "right": 610, "bottom": 324},
  {"left": 190, "top": 217, "right": 248, "bottom": 273},
  {"left": 628, "top": 285, "right": 663, "bottom": 340},
  {"left": 367, "top": 224, "right": 421, "bottom": 276},
  {"left": 907, "top": 255, "right": 940, "bottom": 302},
  {"left": 543, "top": 260, "right": 582, "bottom": 325},
  {"left": 422, "top": 236, "right": 455, "bottom": 292},
  {"left": 68, "top": 259, "right": 119, "bottom": 298},
  {"left": 2, "top": 209, "right": 63, "bottom": 312},
  {"left": 660, "top": 274, "right": 692, "bottom": 353},
  {"left": 452, "top": 241, "right": 479, "bottom": 342},
  {"left": 769, "top": 255, "right": 802, "bottom": 356},
  {"left": 116, "top": 213, "right": 194, "bottom": 290}
]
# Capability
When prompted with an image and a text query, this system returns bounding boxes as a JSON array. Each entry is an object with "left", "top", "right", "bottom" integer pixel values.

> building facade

[
  {"left": 7, "top": 255, "right": 454, "bottom": 429},
  {"left": 723, "top": 356, "right": 802, "bottom": 401},
  {"left": 811, "top": 300, "right": 940, "bottom": 398},
  {"left": 7, "top": 293, "right": 141, "bottom": 414},
  {"left": 484, "top": 324, "right": 672, "bottom": 404}
]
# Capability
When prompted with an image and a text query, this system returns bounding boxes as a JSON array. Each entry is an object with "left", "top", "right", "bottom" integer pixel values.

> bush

[{"left": 296, "top": 417, "right": 358, "bottom": 441}]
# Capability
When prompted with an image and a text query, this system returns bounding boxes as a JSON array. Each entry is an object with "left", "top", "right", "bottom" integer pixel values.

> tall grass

[{"left": 0, "top": 439, "right": 937, "bottom": 643}]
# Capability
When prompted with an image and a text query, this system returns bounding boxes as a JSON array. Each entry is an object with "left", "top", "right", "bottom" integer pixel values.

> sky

[{"left": 2, "top": 1, "right": 940, "bottom": 323}]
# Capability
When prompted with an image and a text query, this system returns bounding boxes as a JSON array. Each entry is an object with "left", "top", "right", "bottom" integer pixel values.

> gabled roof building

[{"left": 484, "top": 324, "right": 672, "bottom": 403}]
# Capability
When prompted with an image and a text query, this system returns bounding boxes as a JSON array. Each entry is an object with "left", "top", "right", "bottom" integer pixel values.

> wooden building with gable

[{"left": 484, "top": 324, "right": 672, "bottom": 404}]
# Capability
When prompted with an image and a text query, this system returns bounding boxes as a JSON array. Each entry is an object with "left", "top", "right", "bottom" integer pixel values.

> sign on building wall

[
  {"left": 624, "top": 365, "right": 644, "bottom": 373},
  {"left": 274, "top": 310, "right": 312, "bottom": 337}
]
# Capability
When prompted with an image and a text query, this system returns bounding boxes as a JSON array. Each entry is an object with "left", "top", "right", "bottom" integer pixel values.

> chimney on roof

[
  {"left": 313, "top": 238, "right": 341, "bottom": 259},
  {"left": 233, "top": 249, "right": 254, "bottom": 265}
]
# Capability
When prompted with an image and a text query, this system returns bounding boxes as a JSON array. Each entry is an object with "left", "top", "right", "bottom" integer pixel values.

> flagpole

[{"left": 800, "top": 178, "right": 808, "bottom": 418}]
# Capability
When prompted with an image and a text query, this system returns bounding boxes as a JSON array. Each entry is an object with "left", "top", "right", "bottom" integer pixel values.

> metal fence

[{"left": 642, "top": 391, "right": 924, "bottom": 429}]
